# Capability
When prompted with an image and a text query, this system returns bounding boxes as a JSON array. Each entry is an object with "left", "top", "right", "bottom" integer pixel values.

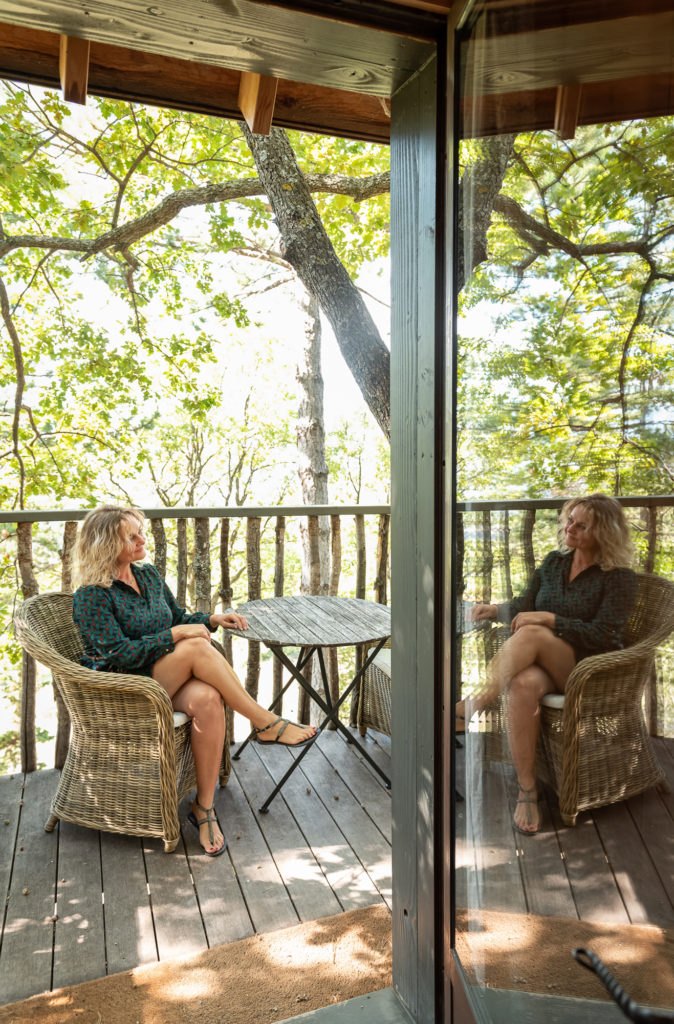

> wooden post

[
  {"left": 326, "top": 514, "right": 342, "bottom": 718},
  {"left": 150, "top": 517, "right": 167, "bottom": 579},
  {"left": 176, "top": 518, "right": 188, "bottom": 607},
  {"left": 503, "top": 509, "right": 513, "bottom": 601},
  {"left": 193, "top": 517, "right": 211, "bottom": 614},
  {"left": 245, "top": 517, "right": 261, "bottom": 701},
  {"left": 17, "top": 522, "right": 38, "bottom": 773},
  {"left": 54, "top": 520, "right": 77, "bottom": 768},
  {"left": 298, "top": 514, "right": 321, "bottom": 724},
  {"left": 374, "top": 512, "right": 390, "bottom": 605},
  {"left": 272, "top": 516, "right": 286, "bottom": 708},
  {"left": 219, "top": 518, "right": 234, "bottom": 741},
  {"left": 480, "top": 509, "right": 493, "bottom": 603},
  {"left": 520, "top": 508, "right": 537, "bottom": 579},
  {"left": 350, "top": 512, "right": 367, "bottom": 725}
]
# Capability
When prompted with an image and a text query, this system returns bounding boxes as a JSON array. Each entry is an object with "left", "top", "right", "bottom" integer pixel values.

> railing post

[
  {"left": 193, "top": 517, "right": 211, "bottom": 614},
  {"left": 54, "top": 521, "right": 77, "bottom": 769},
  {"left": 150, "top": 517, "right": 167, "bottom": 579},
  {"left": 272, "top": 516, "right": 286, "bottom": 709},
  {"left": 219, "top": 517, "right": 235, "bottom": 742},
  {"left": 374, "top": 512, "right": 390, "bottom": 605},
  {"left": 350, "top": 513, "right": 367, "bottom": 726},
  {"left": 520, "top": 508, "right": 536, "bottom": 579},
  {"left": 176, "top": 518, "right": 188, "bottom": 608},
  {"left": 245, "top": 517, "right": 261, "bottom": 701},
  {"left": 326, "top": 514, "right": 342, "bottom": 721},
  {"left": 17, "top": 521, "right": 38, "bottom": 773}
]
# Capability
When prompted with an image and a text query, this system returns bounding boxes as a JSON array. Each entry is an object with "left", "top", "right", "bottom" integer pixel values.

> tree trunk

[
  {"left": 294, "top": 285, "right": 330, "bottom": 725},
  {"left": 243, "top": 124, "right": 391, "bottom": 439}
]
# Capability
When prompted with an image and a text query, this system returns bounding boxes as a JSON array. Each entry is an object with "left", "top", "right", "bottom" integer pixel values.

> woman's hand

[
  {"left": 171, "top": 623, "right": 211, "bottom": 642},
  {"left": 210, "top": 611, "right": 249, "bottom": 631},
  {"left": 472, "top": 603, "right": 498, "bottom": 622},
  {"left": 510, "top": 611, "right": 555, "bottom": 632}
]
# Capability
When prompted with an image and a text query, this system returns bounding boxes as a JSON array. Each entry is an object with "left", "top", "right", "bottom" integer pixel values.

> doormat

[
  {"left": 0, "top": 903, "right": 392, "bottom": 1024},
  {"left": 456, "top": 908, "right": 674, "bottom": 1009}
]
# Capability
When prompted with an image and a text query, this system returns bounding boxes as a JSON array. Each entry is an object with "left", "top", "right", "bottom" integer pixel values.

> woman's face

[
  {"left": 564, "top": 504, "right": 597, "bottom": 557},
  {"left": 117, "top": 516, "right": 147, "bottom": 567}
]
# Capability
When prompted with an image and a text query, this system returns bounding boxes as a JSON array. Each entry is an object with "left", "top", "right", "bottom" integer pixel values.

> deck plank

[
  {"left": 0, "top": 774, "right": 23, "bottom": 918},
  {"left": 231, "top": 746, "right": 343, "bottom": 922},
  {"left": 286, "top": 740, "right": 392, "bottom": 908},
  {"left": 52, "top": 822, "right": 106, "bottom": 989},
  {"left": 592, "top": 799, "right": 673, "bottom": 926},
  {"left": 100, "top": 831, "right": 157, "bottom": 974},
  {"left": 180, "top": 790, "right": 255, "bottom": 948},
  {"left": 255, "top": 740, "right": 385, "bottom": 911},
  {"left": 625, "top": 788, "right": 674, "bottom": 917},
  {"left": 141, "top": 835, "right": 206, "bottom": 960},
  {"left": 549, "top": 807, "right": 629, "bottom": 925},
  {"left": 0, "top": 770, "right": 57, "bottom": 1003},
  {"left": 314, "top": 732, "right": 392, "bottom": 841},
  {"left": 219, "top": 767, "right": 299, "bottom": 934}
]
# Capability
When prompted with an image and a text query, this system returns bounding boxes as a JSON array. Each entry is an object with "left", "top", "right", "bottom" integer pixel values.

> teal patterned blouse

[
  {"left": 72, "top": 562, "right": 215, "bottom": 675},
  {"left": 497, "top": 550, "right": 637, "bottom": 661}
]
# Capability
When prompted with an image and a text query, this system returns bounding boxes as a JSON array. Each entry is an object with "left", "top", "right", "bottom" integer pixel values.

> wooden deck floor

[
  {"left": 0, "top": 729, "right": 393, "bottom": 1005},
  {"left": 1, "top": 729, "right": 673, "bottom": 1008},
  {"left": 456, "top": 735, "right": 674, "bottom": 929}
]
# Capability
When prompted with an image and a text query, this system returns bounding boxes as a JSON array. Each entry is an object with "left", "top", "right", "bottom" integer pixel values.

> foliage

[{"left": 458, "top": 119, "right": 674, "bottom": 499}]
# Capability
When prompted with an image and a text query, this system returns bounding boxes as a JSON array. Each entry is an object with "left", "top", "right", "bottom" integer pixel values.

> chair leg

[
  {"left": 163, "top": 837, "right": 179, "bottom": 853},
  {"left": 44, "top": 812, "right": 59, "bottom": 833}
]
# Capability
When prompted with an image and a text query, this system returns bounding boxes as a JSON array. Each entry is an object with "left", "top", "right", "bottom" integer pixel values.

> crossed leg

[
  {"left": 456, "top": 625, "right": 576, "bottom": 833},
  {"left": 172, "top": 678, "right": 226, "bottom": 854}
]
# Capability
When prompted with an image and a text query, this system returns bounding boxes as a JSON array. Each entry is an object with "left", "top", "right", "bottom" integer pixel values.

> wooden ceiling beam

[
  {"left": 238, "top": 71, "right": 279, "bottom": 135},
  {"left": 58, "top": 33, "right": 90, "bottom": 105}
]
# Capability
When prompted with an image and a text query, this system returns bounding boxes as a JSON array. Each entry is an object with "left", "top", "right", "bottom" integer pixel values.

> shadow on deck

[{"left": 1, "top": 730, "right": 673, "bottom": 1008}]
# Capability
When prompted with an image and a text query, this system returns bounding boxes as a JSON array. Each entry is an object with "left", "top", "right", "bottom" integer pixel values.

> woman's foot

[
  {"left": 513, "top": 784, "right": 540, "bottom": 835},
  {"left": 188, "top": 799, "right": 226, "bottom": 856},
  {"left": 253, "top": 715, "right": 316, "bottom": 746}
]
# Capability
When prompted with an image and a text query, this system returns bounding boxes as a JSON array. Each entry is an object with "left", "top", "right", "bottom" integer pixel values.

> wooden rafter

[
  {"left": 59, "top": 33, "right": 90, "bottom": 105},
  {"left": 238, "top": 71, "right": 279, "bottom": 135},
  {"left": 554, "top": 83, "right": 583, "bottom": 139}
]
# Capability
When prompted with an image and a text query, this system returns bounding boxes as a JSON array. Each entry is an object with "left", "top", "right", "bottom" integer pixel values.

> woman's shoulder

[{"left": 72, "top": 583, "right": 110, "bottom": 609}]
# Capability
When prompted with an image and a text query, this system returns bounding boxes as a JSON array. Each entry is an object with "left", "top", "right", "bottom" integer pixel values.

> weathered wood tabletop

[{"left": 227, "top": 595, "right": 391, "bottom": 648}]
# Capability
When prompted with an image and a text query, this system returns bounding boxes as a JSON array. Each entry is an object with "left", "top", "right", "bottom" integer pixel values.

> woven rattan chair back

[
  {"left": 14, "top": 592, "right": 84, "bottom": 666},
  {"left": 623, "top": 572, "right": 674, "bottom": 649}
]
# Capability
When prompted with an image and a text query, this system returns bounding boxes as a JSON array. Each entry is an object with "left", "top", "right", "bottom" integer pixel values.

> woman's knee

[
  {"left": 180, "top": 680, "right": 223, "bottom": 718},
  {"left": 509, "top": 665, "right": 551, "bottom": 701}
]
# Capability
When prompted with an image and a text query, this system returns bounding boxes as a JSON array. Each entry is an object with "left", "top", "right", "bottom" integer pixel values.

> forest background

[{"left": 1, "top": 81, "right": 673, "bottom": 768}]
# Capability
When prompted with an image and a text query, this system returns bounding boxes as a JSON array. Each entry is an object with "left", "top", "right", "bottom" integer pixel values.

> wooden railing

[
  {"left": 456, "top": 495, "right": 674, "bottom": 738},
  {"left": 5, "top": 505, "right": 390, "bottom": 772}
]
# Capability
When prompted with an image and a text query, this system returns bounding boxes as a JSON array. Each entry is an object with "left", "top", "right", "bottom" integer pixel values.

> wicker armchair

[
  {"left": 358, "top": 638, "right": 391, "bottom": 737},
  {"left": 14, "top": 592, "right": 231, "bottom": 852},
  {"left": 476, "top": 572, "right": 674, "bottom": 827}
]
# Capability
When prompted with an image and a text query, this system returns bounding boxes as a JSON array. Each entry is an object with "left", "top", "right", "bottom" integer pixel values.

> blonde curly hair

[
  {"left": 71, "top": 505, "right": 146, "bottom": 590},
  {"left": 558, "top": 494, "right": 633, "bottom": 570}
]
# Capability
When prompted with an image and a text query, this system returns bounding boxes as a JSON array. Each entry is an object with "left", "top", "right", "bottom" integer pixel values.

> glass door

[{"left": 447, "top": 2, "right": 674, "bottom": 1020}]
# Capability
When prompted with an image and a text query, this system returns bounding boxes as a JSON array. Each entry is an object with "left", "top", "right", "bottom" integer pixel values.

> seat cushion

[
  {"left": 372, "top": 648, "right": 391, "bottom": 677},
  {"left": 173, "top": 711, "right": 191, "bottom": 727},
  {"left": 541, "top": 693, "right": 565, "bottom": 709}
]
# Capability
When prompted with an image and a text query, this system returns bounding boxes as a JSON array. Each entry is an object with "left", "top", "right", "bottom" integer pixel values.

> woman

[
  {"left": 456, "top": 494, "right": 637, "bottom": 836},
  {"left": 71, "top": 505, "right": 316, "bottom": 857}
]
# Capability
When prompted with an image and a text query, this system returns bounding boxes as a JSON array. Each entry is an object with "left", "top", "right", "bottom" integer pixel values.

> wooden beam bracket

[
  {"left": 554, "top": 83, "right": 583, "bottom": 139},
  {"left": 59, "top": 34, "right": 90, "bottom": 105},
  {"left": 238, "top": 71, "right": 279, "bottom": 135}
]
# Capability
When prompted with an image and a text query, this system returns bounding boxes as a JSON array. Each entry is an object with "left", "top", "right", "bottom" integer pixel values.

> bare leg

[
  {"left": 456, "top": 625, "right": 576, "bottom": 724},
  {"left": 153, "top": 638, "right": 315, "bottom": 745},
  {"left": 506, "top": 665, "right": 557, "bottom": 834},
  {"left": 173, "top": 679, "right": 225, "bottom": 854}
]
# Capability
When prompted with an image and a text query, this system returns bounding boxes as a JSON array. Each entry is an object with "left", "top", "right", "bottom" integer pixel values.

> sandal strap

[
  {"left": 253, "top": 716, "right": 283, "bottom": 737},
  {"left": 193, "top": 802, "right": 217, "bottom": 846}
]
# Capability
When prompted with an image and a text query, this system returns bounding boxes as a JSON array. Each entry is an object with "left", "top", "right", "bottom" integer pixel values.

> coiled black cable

[{"left": 573, "top": 948, "right": 674, "bottom": 1023}]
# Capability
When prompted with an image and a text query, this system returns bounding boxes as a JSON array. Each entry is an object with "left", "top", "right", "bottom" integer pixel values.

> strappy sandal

[
  {"left": 187, "top": 800, "right": 227, "bottom": 856},
  {"left": 514, "top": 784, "right": 540, "bottom": 836},
  {"left": 253, "top": 716, "right": 315, "bottom": 747}
]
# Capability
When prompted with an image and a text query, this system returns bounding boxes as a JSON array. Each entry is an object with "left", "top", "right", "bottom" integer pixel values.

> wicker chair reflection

[
  {"left": 14, "top": 591, "right": 230, "bottom": 852},
  {"left": 358, "top": 638, "right": 391, "bottom": 737},
  {"left": 478, "top": 572, "right": 674, "bottom": 826}
]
